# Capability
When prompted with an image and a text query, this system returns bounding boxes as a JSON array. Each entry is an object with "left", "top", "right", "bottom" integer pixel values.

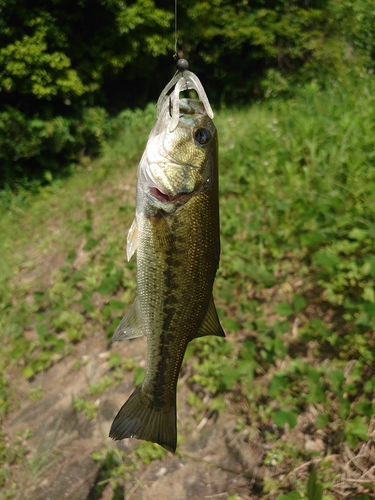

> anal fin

[{"left": 191, "top": 295, "right": 225, "bottom": 340}]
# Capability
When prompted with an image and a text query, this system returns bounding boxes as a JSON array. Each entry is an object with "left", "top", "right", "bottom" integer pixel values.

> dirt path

[{"left": 5, "top": 329, "right": 260, "bottom": 500}]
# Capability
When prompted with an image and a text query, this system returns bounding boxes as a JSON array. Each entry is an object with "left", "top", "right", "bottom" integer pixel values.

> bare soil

[
  {"left": 6, "top": 324, "right": 375, "bottom": 499},
  {"left": 4, "top": 331, "right": 257, "bottom": 500}
]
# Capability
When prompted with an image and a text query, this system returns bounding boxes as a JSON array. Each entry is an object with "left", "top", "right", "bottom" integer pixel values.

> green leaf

[
  {"left": 274, "top": 302, "right": 293, "bottom": 317},
  {"left": 134, "top": 367, "right": 145, "bottom": 386},
  {"left": 360, "top": 301, "right": 375, "bottom": 319},
  {"left": 97, "top": 271, "right": 123, "bottom": 295},
  {"left": 305, "top": 379, "right": 326, "bottom": 404},
  {"left": 36, "top": 323, "right": 48, "bottom": 346},
  {"left": 71, "top": 268, "right": 87, "bottom": 284},
  {"left": 344, "top": 416, "right": 369, "bottom": 446},
  {"left": 363, "top": 378, "right": 375, "bottom": 393},
  {"left": 65, "top": 250, "right": 76, "bottom": 264},
  {"left": 240, "top": 340, "right": 256, "bottom": 361},
  {"left": 276, "top": 492, "right": 303, "bottom": 500},
  {"left": 293, "top": 294, "right": 306, "bottom": 312},
  {"left": 223, "top": 318, "right": 241, "bottom": 332},
  {"left": 269, "top": 375, "right": 288, "bottom": 398},
  {"left": 209, "top": 394, "right": 227, "bottom": 413},
  {"left": 273, "top": 410, "right": 297, "bottom": 429},
  {"left": 273, "top": 319, "right": 291, "bottom": 334},
  {"left": 107, "top": 299, "right": 126, "bottom": 311},
  {"left": 222, "top": 368, "right": 240, "bottom": 390},
  {"left": 316, "top": 414, "right": 328, "bottom": 429},
  {"left": 348, "top": 227, "right": 368, "bottom": 241},
  {"left": 313, "top": 251, "right": 339, "bottom": 271},
  {"left": 362, "top": 256, "right": 375, "bottom": 277},
  {"left": 307, "top": 466, "right": 323, "bottom": 500},
  {"left": 89, "top": 375, "right": 113, "bottom": 395},
  {"left": 327, "top": 369, "right": 345, "bottom": 395},
  {"left": 300, "top": 231, "right": 325, "bottom": 248},
  {"left": 354, "top": 401, "right": 373, "bottom": 419},
  {"left": 246, "top": 265, "right": 277, "bottom": 287},
  {"left": 22, "top": 366, "right": 35, "bottom": 379},
  {"left": 83, "top": 238, "right": 100, "bottom": 251},
  {"left": 237, "top": 360, "right": 255, "bottom": 383},
  {"left": 339, "top": 399, "right": 350, "bottom": 420},
  {"left": 369, "top": 223, "right": 375, "bottom": 242}
]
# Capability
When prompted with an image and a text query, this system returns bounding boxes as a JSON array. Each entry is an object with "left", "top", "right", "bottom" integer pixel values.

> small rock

[
  {"left": 305, "top": 437, "right": 325, "bottom": 454},
  {"left": 156, "top": 467, "right": 167, "bottom": 478}
]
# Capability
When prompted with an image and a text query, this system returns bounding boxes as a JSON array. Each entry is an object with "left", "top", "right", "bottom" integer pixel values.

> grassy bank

[{"left": 1, "top": 76, "right": 374, "bottom": 499}]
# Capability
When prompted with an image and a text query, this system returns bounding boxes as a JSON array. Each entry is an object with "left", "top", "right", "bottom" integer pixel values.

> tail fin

[{"left": 109, "top": 385, "right": 177, "bottom": 452}]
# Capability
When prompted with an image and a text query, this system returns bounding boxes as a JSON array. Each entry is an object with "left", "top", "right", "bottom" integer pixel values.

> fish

[{"left": 109, "top": 67, "right": 225, "bottom": 453}]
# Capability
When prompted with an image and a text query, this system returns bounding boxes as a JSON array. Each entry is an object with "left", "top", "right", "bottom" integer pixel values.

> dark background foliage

[{"left": 0, "top": 0, "right": 374, "bottom": 188}]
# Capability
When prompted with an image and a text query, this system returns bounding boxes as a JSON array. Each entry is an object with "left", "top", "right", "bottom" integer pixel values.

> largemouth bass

[{"left": 109, "top": 66, "right": 224, "bottom": 452}]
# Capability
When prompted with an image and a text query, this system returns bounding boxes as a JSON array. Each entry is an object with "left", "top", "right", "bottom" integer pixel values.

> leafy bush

[
  {"left": 0, "top": 106, "right": 112, "bottom": 187},
  {"left": 1, "top": 0, "right": 375, "bottom": 188},
  {"left": 0, "top": 0, "right": 172, "bottom": 188}
]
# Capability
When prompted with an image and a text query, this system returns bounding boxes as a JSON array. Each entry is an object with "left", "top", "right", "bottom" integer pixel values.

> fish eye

[{"left": 194, "top": 128, "right": 212, "bottom": 145}]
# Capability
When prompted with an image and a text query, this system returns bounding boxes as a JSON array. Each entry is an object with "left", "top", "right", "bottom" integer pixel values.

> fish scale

[
  {"left": 109, "top": 72, "right": 225, "bottom": 452},
  {"left": 138, "top": 192, "right": 216, "bottom": 378}
]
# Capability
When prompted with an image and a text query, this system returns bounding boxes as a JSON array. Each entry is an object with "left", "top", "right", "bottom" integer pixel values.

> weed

[
  {"left": 0, "top": 430, "right": 30, "bottom": 496},
  {"left": 73, "top": 396, "right": 98, "bottom": 421},
  {"left": 27, "top": 387, "right": 46, "bottom": 403},
  {"left": 89, "top": 376, "right": 114, "bottom": 396},
  {"left": 91, "top": 440, "right": 166, "bottom": 496},
  {"left": 91, "top": 448, "right": 129, "bottom": 495},
  {"left": 131, "top": 441, "right": 167, "bottom": 465}
]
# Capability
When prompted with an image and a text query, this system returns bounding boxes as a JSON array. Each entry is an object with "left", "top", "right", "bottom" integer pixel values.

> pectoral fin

[
  {"left": 127, "top": 218, "right": 138, "bottom": 261},
  {"left": 151, "top": 214, "right": 175, "bottom": 250},
  {"left": 191, "top": 296, "right": 225, "bottom": 340},
  {"left": 112, "top": 297, "right": 145, "bottom": 342}
]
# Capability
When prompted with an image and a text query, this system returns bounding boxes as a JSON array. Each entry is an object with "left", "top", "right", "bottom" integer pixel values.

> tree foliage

[{"left": 0, "top": 0, "right": 374, "bottom": 187}]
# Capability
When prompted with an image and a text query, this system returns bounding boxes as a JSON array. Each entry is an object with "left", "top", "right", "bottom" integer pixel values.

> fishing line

[
  {"left": 173, "top": 0, "right": 189, "bottom": 73},
  {"left": 174, "top": 0, "right": 178, "bottom": 58}
]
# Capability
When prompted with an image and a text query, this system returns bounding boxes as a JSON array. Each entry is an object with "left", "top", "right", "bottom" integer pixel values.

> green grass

[{"left": 1, "top": 76, "right": 375, "bottom": 498}]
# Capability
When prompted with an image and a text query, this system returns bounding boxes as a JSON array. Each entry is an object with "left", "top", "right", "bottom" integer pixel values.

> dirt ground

[
  {"left": 5, "top": 321, "right": 375, "bottom": 500},
  {"left": 4, "top": 263, "right": 375, "bottom": 499},
  {"left": 5, "top": 330, "right": 266, "bottom": 500}
]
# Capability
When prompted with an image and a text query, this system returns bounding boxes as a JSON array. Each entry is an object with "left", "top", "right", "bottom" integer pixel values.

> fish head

[{"left": 138, "top": 74, "right": 217, "bottom": 213}]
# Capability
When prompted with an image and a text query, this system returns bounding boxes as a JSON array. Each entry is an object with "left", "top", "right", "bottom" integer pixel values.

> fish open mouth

[
  {"left": 150, "top": 187, "right": 171, "bottom": 202},
  {"left": 149, "top": 187, "right": 190, "bottom": 203}
]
